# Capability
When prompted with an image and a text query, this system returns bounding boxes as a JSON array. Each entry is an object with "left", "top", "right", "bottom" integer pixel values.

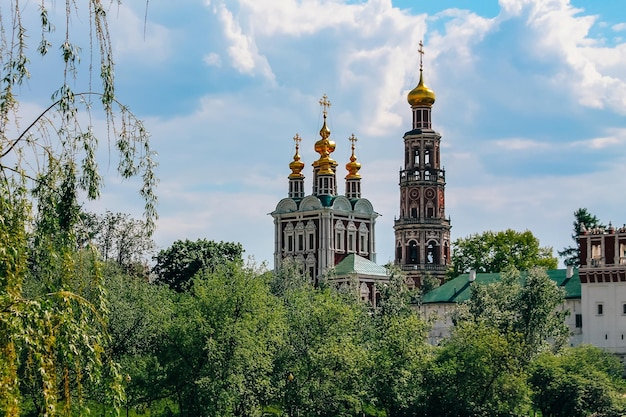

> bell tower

[{"left": 394, "top": 41, "right": 451, "bottom": 287}]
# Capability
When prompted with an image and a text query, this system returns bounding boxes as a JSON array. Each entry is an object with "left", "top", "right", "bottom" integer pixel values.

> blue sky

[{"left": 19, "top": 0, "right": 626, "bottom": 267}]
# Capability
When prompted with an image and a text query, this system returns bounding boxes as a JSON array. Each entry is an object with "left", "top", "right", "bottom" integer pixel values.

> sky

[{"left": 15, "top": 0, "right": 626, "bottom": 268}]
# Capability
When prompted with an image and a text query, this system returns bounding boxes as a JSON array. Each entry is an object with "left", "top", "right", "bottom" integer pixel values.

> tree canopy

[
  {"left": 558, "top": 208, "right": 604, "bottom": 267},
  {"left": 450, "top": 229, "right": 558, "bottom": 277},
  {"left": 152, "top": 239, "right": 243, "bottom": 291}
]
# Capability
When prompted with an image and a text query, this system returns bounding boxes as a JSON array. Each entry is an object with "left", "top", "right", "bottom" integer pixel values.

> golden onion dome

[
  {"left": 345, "top": 134, "right": 361, "bottom": 180},
  {"left": 407, "top": 69, "right": 436, "bottom": 107},
  {"left": 289, "top": 134, "right": 305, "bottom": 179},
  {"left": 314, "top": 105, "right": 337, "bottom": 175}
]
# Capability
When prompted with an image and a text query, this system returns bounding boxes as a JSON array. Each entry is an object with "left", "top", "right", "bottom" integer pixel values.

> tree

[
  {"left": 152, "top": 239, "right": 243, "bottom": 291},
  {"left": 0, "top": 1, "right": 156, "bottom": 415},
  {"left": 558, "top": 208, "right": 604, "bottom": 267},
  {"left": 158, "top": 262, "right": 285, "bottom": 416},
  {"left": 423, "top": 321, "right": 531, "bottom": 417},
  {"left": 455, "top": 267, "right": 569, "bottom": 361},
  {"left": 450, "top": 229, "right": 557, "bottom": 277},
  {"left": 529, "top": 345, "right": 626, "bottom": 417},
  {"left": 78, "top": 211, "right": 155, "bottom": 277},
  {"left": 276, "top": 286, "right": 370, "bottom": 417}
]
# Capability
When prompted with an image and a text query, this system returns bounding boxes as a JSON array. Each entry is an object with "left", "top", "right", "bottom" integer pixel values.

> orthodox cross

[
  {"left": 293, "top": 133, "right": 302, "bottom": 149},
  {"left": 349, "top": 133, "right": 358, "bottom": 150},
  {"left": 319, "top": 94, "right": 331, "bottom": 116},
  {"left": 418, "top": 40, "right": 425, "bottom": 70}
]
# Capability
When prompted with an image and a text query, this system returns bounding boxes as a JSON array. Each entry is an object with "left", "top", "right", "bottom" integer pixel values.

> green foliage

[
  {"left": 454, "top": 267, "right": 569, "bottom": 362},
  {"left": 424, "top": 321, "right": 531, "bottom": 417},
  {"left": 152, "top": 239, "right": 243, "bottom": 292},
  {"left": 451, "top": 229, "right": 557, "bottom": 277},
  {"left": 0, "top": 1, "right": 157, "bottom": 415},
  {"left": 277, "top": 286, "right": 370, "bottom": 417},
  {"left": 558, "top": 208, "right": 604, "bottom": 267},
  {"left": 159, "top": 262, "right": 285, "bottom": 416},
  {"left": 368, "top": 313, "right": 431, "bottom": 417},
  {"left": 529, "top": 345, "right": 626, "bottom": 417}
]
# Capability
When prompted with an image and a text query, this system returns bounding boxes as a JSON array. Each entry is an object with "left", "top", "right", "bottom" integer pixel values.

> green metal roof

[
  {"left": 333, "top": 254, "right": 389, "bottom": 277},
  {"left": 422, "top": 268, "right": 581, "bottom": 304}
]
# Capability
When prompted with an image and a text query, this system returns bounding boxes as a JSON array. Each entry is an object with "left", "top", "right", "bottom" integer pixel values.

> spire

[
  {"left": 345, "top": 134, "right": 361, "bottom": 180},
  {"left": 407, "top": 40, "right": 436, "bottom": 108},
  {"left": 289, "top": 133, "right": 305, "bottom": 179}
]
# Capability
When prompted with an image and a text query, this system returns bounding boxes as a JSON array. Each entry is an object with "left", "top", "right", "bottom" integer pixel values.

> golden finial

[
  {"left": 407, "top": 40, "right": 436, "bottom": 108},
  {"left": 345, "top": 133, "right": 361, "bottom": 179},
  {"left": 289, "top": 133, "right": 305, "bottom": 178},
  {"left": 318, "top": 94, "right": 331, "bottom": 140}
]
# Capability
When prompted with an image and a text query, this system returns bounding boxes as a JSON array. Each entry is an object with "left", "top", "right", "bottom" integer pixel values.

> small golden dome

[
  {"left": 345, "top": 134, "right": 361, "bottom": 180},
  {"left": 289, "top": 134, "right": 305, "bottom": 179},
  {"left": 407, "top": 69, "right": 436, "bottom": 107}
]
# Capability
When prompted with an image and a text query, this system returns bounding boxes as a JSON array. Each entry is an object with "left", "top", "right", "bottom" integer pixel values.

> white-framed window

[
  {"left": 305, "top": 220, "right": 316, "bottom": 252},
  {"left": 358, "top": 223, "right": 369, "bottom": 255},
  {"left": 295, "top": 222, "right": 305, "bottom": 252},
  {"left": 283, "top": 222, "right": 294, "bottom": 253},
  {"left": 347, "top": 221, "right": 357, "bottom": 253},
  {"left": 335, "top": 220, "right": 345, "bottom": 252}
]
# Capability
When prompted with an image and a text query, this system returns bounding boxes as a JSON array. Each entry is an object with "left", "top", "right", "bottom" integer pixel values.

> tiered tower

[
  {"left": 271, "top": 96, "right": 379, "bottom": 285},
  {"left": 394, "top": 42, "right": 451, "bottom": 287}
]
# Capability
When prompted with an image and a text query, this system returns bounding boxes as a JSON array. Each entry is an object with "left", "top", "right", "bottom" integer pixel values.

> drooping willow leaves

[{"left": 0, "top": 1, "right": 156, "bottom": 415}]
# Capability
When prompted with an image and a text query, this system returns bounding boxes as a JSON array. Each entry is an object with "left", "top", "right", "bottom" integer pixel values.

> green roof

[
  {"left": 333, "top": 254, "right": 388, "bottom": 277},
  {"left": 422, "top": 268, "right": 581, "bottom": 304}
]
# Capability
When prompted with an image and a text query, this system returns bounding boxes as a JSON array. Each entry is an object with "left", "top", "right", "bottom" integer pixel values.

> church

[{"left": 270, "top": 42, "right": 450, "bottom": 299}]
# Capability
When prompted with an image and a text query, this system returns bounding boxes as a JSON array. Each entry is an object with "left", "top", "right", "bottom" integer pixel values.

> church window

[
  {"left": 288, "top": 236, "right": 293, "bottom": 252},
  {"left": 309, "top": 234, "right": 314, "bottom": 251},
  {"left": 620, "top": 243, "right": 626, "bottom": 265},
  {"left": 425, "top": 149, "right": 431, "bottom": 166},
  {"left": 411, "top": 207, "right": 418, "bottom": 218},
  {"left": 427, "top": 206, "right": 434, "bottom": 218},
  {"left": 295, "top": 222, "right": 304, "bottom": 253},
  {"left": 359, "top": 223, "right": 369, "bottom": 255},
  {"left": 408, "top": 241, "right": 418, "bottom": 264},
  {"left": 427, "top": 241, "right": 438, "bottom": 264},
  {"left": 396, "top": 244, "right": 402, "bottom": 260},
  {"left": 597, "top": 304, "right": 604, "bottom": 315},
  {"left": 414, "top": 149, "right": 420, "bottom": 167},
  {"left": 335, "top": 221, "right": 346, "bottom": 252},
  {"left": 347, "top": 222, "right": 357, "bottom": 253}
]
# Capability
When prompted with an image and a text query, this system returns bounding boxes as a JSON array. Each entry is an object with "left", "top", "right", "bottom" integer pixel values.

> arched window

[
  {"left": 409, "top": 241, "right": 418, "bottom": 264},
  {"left": 427, "top": 241, "right": 438, "bottom": 264}
]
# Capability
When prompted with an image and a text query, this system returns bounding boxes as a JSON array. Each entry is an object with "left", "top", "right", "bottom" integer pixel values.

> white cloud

[
  {"left": 613, "top": 23, "right": 626, "bottom": 32},
  {"left": 493, "top": 138, "right": 550, "bottom": 150},
  {"left": 204, "top": 52, "right": 222, "bottom": 67}
]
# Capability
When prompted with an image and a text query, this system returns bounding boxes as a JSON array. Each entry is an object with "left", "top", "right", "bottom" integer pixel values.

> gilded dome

[
  {"left": 345, "top": 134, "right": 361, "bottom": 180},
  {"left": 288, "top": 133, "right": 305, "bottom": 178},
  {"left": 407, "top": 70, "right": 436, "bottom": 107}
]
